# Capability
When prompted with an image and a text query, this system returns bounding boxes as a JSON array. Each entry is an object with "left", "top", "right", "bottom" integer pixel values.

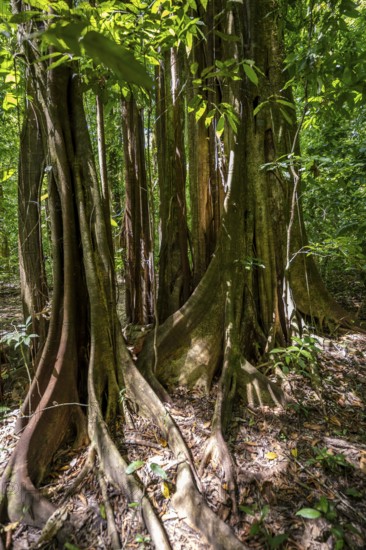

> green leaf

[
  {"left": 316, "top": 496, "right": 329, "bottom": 514},
  {"left": 126, "top": 460, "right": 145, "bottom": 474},
  {"left": 128, "top": 501, "right": 140, "bottom": 508},
  {"left": 216, "top": 115, "right": 225, "bottom": 138},
  {"left": 110, "top": 217, "right": 118, "bottom": 227},
  {"left": 81, "top": 31, "right": 153, "bottom": 89},
  {"left": 243, "top": 63, "right": 258, "bottom": 85},
  {"left": 149, "top": 462, "right": 168, "bottom": 480},
  {"left": 239, "top": 505, "right": 255, "bottom": 515},
  {"left": 345, "top": 487, "right": 362, "bottom": 498},
  {"left": 99, "top": 504, "right": 106, "bottom": 519},
  {"left": 48, "top": 54, "right": 72, "bottom": 71},
  {"left": 280, "top": 107, "right": 293, "bottom": 125},
  {"left": 268, "top": 534, "right": 288, "bottom": 549},
  {"left": 195, "top": 102, "right": 206, "bottom": 122},
  {"left": 190, "top": 61, "right": 199, "bottom": 75},
  {"left": 253, "top": 100, "right": 268, "bottom": 117},
  {"left": 0, "top": 168, "right": 15, "bottom": 182},
  {"left": 296, "top": 508, "right": 322, "bottom": 519},
  {"left": 275, "top": 99, "right": 296, "bottom": 110}
]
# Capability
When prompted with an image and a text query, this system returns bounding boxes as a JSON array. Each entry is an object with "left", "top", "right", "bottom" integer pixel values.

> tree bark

[
  {"left": 18, "top": 76, "right": 49, "bottom": 351},
  {"left": 121, "top": 95, "right": 154, "bottom": 324},
  {"left": 139, "top": 0, "right": 352, "bottom": 416},
  {"left": 156, "top": 48, "right": 191, "bottom": 321},
  {"left": 186, "top": 0, "right": 225, "bottom": 286}
]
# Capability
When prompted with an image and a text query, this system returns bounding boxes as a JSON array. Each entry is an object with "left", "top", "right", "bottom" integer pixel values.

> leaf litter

[{"left": 0, "top": 288, "right": 366, "bottom": 549}]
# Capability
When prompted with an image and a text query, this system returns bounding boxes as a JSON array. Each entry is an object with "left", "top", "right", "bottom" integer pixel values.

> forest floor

[{"left": 0, "top": 283, "right": 366, "bottom": 550}]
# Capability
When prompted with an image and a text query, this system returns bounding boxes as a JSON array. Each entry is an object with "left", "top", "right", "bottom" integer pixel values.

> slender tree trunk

[
  {"left": 96, "top": 93, "right": 115, "bottom": 259},
  {"left": 156, "top": 48, "right": 191, "bottom": 321},
  {"left": 0, "top": 182, "right": 10, "bottom": 266},
  {"left": 18, "top": 77, "right": 49, "bottom": 350},
  {"left": 121, "top": 95, "right": 153, "bottom": 324},
  {"left": 186, "top": 0, "right": 225, "bottom": 286}
]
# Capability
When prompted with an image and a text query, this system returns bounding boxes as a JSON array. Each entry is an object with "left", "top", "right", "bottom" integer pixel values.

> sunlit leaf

[
  {"left": 265, "top": 451, "right": 278, "bottom": 460},
  {"left": 216, "top": 115, "right": 225, "bottom": 138},
  {"left": 296, "top": 508, "right": 321, "bottom": 519},
  {"left": 1, "top": 168, "right": 15, "bottom": 182},
  {"left": 195, "top": 102, "right": 206, "bottom": 122},
  {"left": 161, "top": 481, "right": 170, "bottom": 498},
  {"left": 126, "top": 460, "right": 145, "bottom": 474},
  {"left": 48, "top": 54, "right": 72, "bottom": 70},
  {"left": 81, "top": 31, "right": 153, "bottom": 89}
]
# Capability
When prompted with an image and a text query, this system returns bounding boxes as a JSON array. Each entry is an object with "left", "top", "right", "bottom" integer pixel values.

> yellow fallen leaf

[
  {"left": 245, "top": 441, "right": 258, "bottom": 446},
  {"left": 265, "top": 452, "right": 278, "bottom": 460},
  {"left": 161, "top": 481, "right": 170, "bottom": 499},
  {"left": 291, "top": 448, "right": 298, "bottom": 458},
  {"left": 159, "top": 438, "right": 168, "bottom": 447},
  {"left": 303, "top": 423, "right": 323, "bottom": 431},
  {"left": 78, "top": 493, "right": 88, "bottom": 506},
  {"left": 330, "top": 416, "right": 341, "bottom": 427},
  {"left": 3, "top": 522, "right": 19, "bottom": 532}
]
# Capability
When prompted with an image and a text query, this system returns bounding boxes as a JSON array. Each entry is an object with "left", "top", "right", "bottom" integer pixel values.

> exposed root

[
  {"left": 199, "top": 431, "right": 237, "bottom": 515},
  {"left": 88, "top": 360, "right": 172, "bottom": 550},
  {"left": 98, "top": 470, "right": 121, "bottom": 550},
  {"left": 199, "top": 315, "right": 238, "bottom": 514},
  {"left": 59, "top": 446, "right": 96, "bottom": 504},
  {"left": 122, "top": 355, "right": 248, "bottom": 548},
  {"left": 172, "top": 464, "right": 249, "bottom": 550},
  {"left": 30, "top": 502, "right": 72, "bottom": 549},
  {"left": 237, "top": 358, "right": 287, "bottom": 407}
]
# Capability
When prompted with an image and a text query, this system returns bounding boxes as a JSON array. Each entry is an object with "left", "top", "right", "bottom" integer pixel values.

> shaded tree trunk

[
  {"left": 156, "top": 48, "right": 191, "bottom": 321},
  {"left": 96, "top": 92, "right": 115, "bottom": 262},
  {"left": 17, "top": 76, "right": 49, "bottom": 351},
  {"left": 121, "top": 95, "right": 154, "bottom": 324},
  {"left": 186, "top": 0, "right": 225, "bottom": 286}
]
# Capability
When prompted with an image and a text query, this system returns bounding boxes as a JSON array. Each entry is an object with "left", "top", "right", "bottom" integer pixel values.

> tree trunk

[
  {"left": 186, "top": 0, "right": 225, "bottom": 286},
  {"left": 121, "top": 95, "right": 154, "bottom": 324},
  {"left": 96, "top": 92, "right": 115, "bottom": 262},
  {"left": 138, "top": 1, "right": 353, "bottom": 488},
  {"left": 18, "top": 76, "right": 49, "bottom": 351},
  {"left": 1, "top": 2, "right": 355, "bottom": 548},
  {"left": 156, "top": 48, "right": 191, "bottom": 321}
]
